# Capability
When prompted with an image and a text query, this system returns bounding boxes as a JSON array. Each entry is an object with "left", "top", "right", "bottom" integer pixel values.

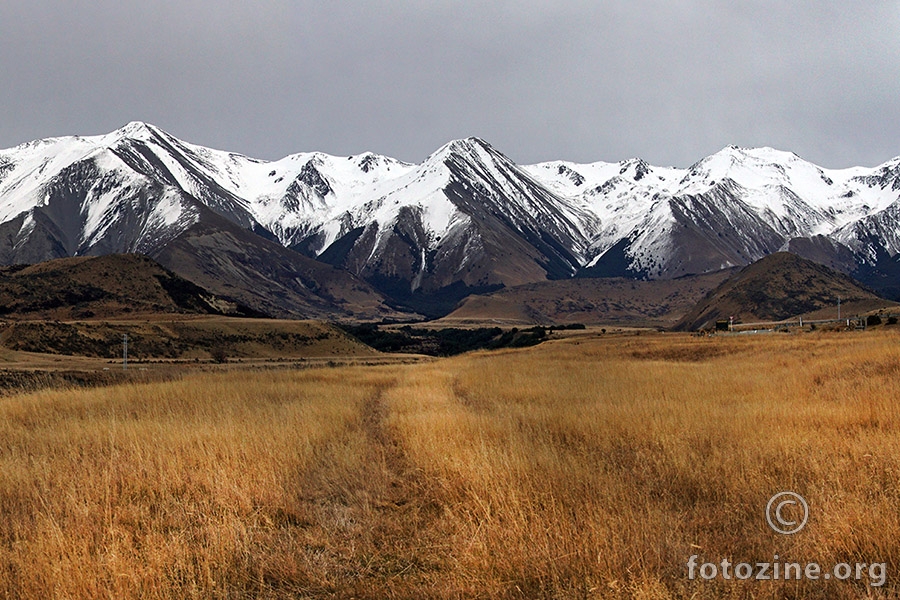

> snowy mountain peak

[
  {"left": 618, "top": 158, "right": 651, "bottom": 181},
  {"left": 111, "top": 121, "right": 160, "bottom": 142},
  {"left": 428, "top": 137, "right": 496, "bottom": 162},
  {"left": 350, "top": 151, "right": 411, "bottom": 174},
  {"left": 698, "top": 145, "right": 806, "bottom": 169},
  {"left": 554, "top": 163, "right": 586, "bottom": 186},
  {"left": 449, "top": 136, "right": 491, "bottom": 148}
]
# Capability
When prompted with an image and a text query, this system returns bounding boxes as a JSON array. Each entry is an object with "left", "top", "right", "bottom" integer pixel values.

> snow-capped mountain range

[{"left": 1, "top": 122, "right": 899, "bottom": 316}]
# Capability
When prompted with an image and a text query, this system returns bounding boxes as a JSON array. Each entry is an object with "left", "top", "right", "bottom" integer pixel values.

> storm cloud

[{"left": 1, "top": 1, "right": 898, "bottom": 168}]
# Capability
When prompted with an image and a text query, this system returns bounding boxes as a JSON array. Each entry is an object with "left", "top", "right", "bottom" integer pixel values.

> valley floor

[{"left": 1, "top": 330, "right": 899, "bottom": 598}]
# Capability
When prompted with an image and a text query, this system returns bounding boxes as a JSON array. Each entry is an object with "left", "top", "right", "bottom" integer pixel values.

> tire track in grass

[{"left": 262, "top": 373, "right": 447, "bottom": 598}]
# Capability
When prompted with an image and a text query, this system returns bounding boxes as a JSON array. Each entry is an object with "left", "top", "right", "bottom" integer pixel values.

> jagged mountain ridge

[{"left": 1, "top": 123, "right": 900, "bottom": 317}]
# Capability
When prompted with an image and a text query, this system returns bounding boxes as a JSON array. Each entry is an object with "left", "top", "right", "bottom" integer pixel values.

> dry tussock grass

[{"left": 2, "top": 331, "right": 900, "bottom": 598}]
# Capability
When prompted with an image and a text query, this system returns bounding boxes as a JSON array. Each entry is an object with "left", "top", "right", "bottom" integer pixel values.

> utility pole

[
  {"left": 838, "top": 296, "right": 841, "bottom": 320},
  {"left": 123, "top": 334, "right": 128, "bottom": 370}
]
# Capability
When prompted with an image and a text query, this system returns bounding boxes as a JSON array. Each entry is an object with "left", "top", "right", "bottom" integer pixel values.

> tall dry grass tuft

[{"left": 2, "top": 331, "right": 900, "bottom": 598}]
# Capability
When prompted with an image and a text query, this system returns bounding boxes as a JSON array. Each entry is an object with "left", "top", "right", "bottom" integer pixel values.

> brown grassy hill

[
  {"left": 436, "top": 269, "right": 736, "bottom": 327},
  {"left": 0, "top": 254, "right": 257, "bottom": 320},
  {"left": 676, "top": 252, "right": 896, "bottom": 330}
]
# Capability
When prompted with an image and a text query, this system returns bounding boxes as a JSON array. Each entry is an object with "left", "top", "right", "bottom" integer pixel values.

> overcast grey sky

[{"left": 1, "top": 1, "right": 898, "bottom": 167}]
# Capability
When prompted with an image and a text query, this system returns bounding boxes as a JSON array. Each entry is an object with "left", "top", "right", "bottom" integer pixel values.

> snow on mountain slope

[
  {"left": 297, "top": 136, "right": 604, "bottom": 316},
  {"left": 525, "top": 146, "right": 900, "bottom": 279},
  {"left": 132, "top": 129, "right": 422, "bottom": 250},
  {"left": 435, "top": 138, "right": 596, "bottom": 259},
  {"left": 2, "top": 124, "right": 900, "bottom": 308},
  {"left": 0, "top": 134, "right": 105, "bottom": 222},
  {"left": 0, "top": 125, "right": 201, "bottom": 262}
]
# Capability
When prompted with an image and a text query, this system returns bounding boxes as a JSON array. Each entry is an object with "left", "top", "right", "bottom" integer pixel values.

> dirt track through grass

[{"left": 281, "top": 381, "right": 450, "bottom": 597}]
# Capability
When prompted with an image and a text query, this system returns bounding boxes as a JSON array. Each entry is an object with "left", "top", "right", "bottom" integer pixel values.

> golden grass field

[{"left": 1, "top": 329, "right": 899, "bottom": 598}]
